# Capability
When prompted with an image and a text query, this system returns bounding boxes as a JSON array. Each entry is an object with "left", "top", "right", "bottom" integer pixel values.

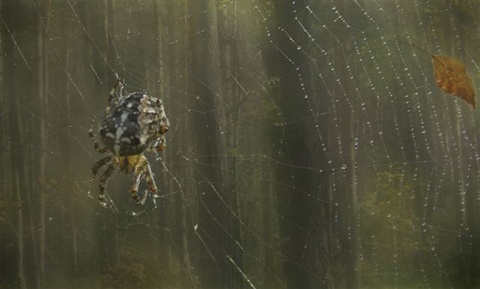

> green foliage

[
  {"left": 99, "top": 247, "right": 189, "bottom": 289},
  {"left": 100, "top": 249, "right": 147, "bottom": 289},
  {"left": 360, "top": 169, "right": 422, "bottom": 287}
]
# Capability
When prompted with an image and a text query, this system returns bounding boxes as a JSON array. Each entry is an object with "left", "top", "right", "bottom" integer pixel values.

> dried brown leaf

[{"left": 432, "top": 55, "right": 476, "bottom": 109}]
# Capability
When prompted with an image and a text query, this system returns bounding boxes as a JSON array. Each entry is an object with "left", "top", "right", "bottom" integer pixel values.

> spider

[{"left": 89, "top": 79, "right": 170, "bottom": 206}]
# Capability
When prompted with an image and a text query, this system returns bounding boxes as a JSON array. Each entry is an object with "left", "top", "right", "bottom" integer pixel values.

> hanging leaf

[{"left": 432, "top": 55, "right": 476, "bottom": 109}]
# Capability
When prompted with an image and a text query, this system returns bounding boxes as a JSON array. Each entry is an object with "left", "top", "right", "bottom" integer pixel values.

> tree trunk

[
  {"left": 153, "top": 0, "right": 170, "bottom": 244},
  {"left": 64, "top": 35, "right": 78, "bottom": 274},
  {"left": 15, "top": 174, "right": 27, "bottom": 289},
  {"left": 268, "top": 0, "right": 331, "bottom": 287},
  {"left": 189, "top": 0, "right": 240, "bottom": 288},
  {"left": 104, "top": 0, "right": 115, "bottom": 73},
  {"left": 219, "top": 3, "right": 244, "bottom": 287},
  {"left": 168, "top": 2, "right": 196, "bottom": 286},
  {"left": 3, "top": 3, "right": 26, "bottom": 288},
  {"left": 37, "top": 0, "right": 51, "bottom": 282},
  {"left": 76, "top": 0, "right": 119, "bottom": 272},
  {"left": 334, "top": 3, "right": 360, "bottom": 286},
  {"left": 154, "top": 0, "right": 168, "bottom": 97},
  {"left": 343, "top": 108, "right": 359, "bottom": 289}
]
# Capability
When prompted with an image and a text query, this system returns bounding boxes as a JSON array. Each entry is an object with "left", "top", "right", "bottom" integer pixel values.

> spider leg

[
  {"left": 154, "top": 121, "right": 169, "bottom": 152},
  {"left": 129, "top": 155, "right": 157, "bottom": 205},
  {"left": 144, "top": 161, "right": 158, "bottom": 194},
  {"left": 138, "top": 160, "right": 157, "bottom": 205},
  {"left": 107, "top": 78, "right": 124, "bottom": 105},
  {"left": 89, "top": 117, "right": 109, "bottom": 153},
  {"left": 91, "top": 155, "right": 112, "bottom": 179},
  {"left": 98, "top": 163, "right": 115, "bottom": 207},
  {"left": 129, "top": 171, "right": 143, "bottom": 203},
  {"left": 129, "top": 155, "right": 146, "bottom": 202},
  {"left": 155, "top": 136, "right": 167, "bottom": 152}
]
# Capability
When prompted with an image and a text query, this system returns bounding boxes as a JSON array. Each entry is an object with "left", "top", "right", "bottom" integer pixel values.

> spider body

[
  {"left": 100, "top": 92, "right": 168, "bottom": 156},
  {"left": 90, "top": 80, "right": 169, "bottom": 206}
]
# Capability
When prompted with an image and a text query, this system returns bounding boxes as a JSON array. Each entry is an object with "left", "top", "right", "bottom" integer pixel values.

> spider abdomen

[{"left": 99, "top": 92, "right": 164, "bottom": 156}]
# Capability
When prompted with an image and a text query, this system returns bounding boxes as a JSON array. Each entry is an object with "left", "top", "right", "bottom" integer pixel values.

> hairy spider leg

[
  {"left": 91, "top": 155, "right": 112, "bottom": 179},
  {"left": 129, "top": 155, "right": 146, "bottom": 202},
  {"left": 128, "top": 156, "right": 158, "bottom": 205},
  {"left": 135, "top": 162, "right": 158, "bottom": 205},
  {"left": 142, "top": 161, "right": 158, "bottom": 204},
  {"left": 89, "top": 118, "right": 108, "bottom": 153},
  {"left": 107, "top": 78, "right": 124, "bottom": 107},
  {"left": 130, "top": 172, "right": 143, "bottom": 203},
  {"left": 155, "top": 119, "right": 169, "bottom": 152},
  {"left": 153, "top": 137, "right": 167, "bottom": 152},
  {"left": 98, "top": 163, "right": 115, "bottom": 207}
]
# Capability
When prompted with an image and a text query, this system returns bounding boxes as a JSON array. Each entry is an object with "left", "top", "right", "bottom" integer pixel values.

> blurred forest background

[{"left": 2, "top": 0, "right": 480, "bottom": 288}]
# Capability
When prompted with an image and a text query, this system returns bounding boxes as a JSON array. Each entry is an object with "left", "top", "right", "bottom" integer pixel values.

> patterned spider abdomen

[{"left": 99, "top": 92, "right": 169, "bottom": 156}]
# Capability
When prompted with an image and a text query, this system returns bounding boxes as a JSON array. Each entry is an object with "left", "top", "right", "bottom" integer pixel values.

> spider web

[{"left": 1, "top": 0, "right": 480, "bottom": 288}]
